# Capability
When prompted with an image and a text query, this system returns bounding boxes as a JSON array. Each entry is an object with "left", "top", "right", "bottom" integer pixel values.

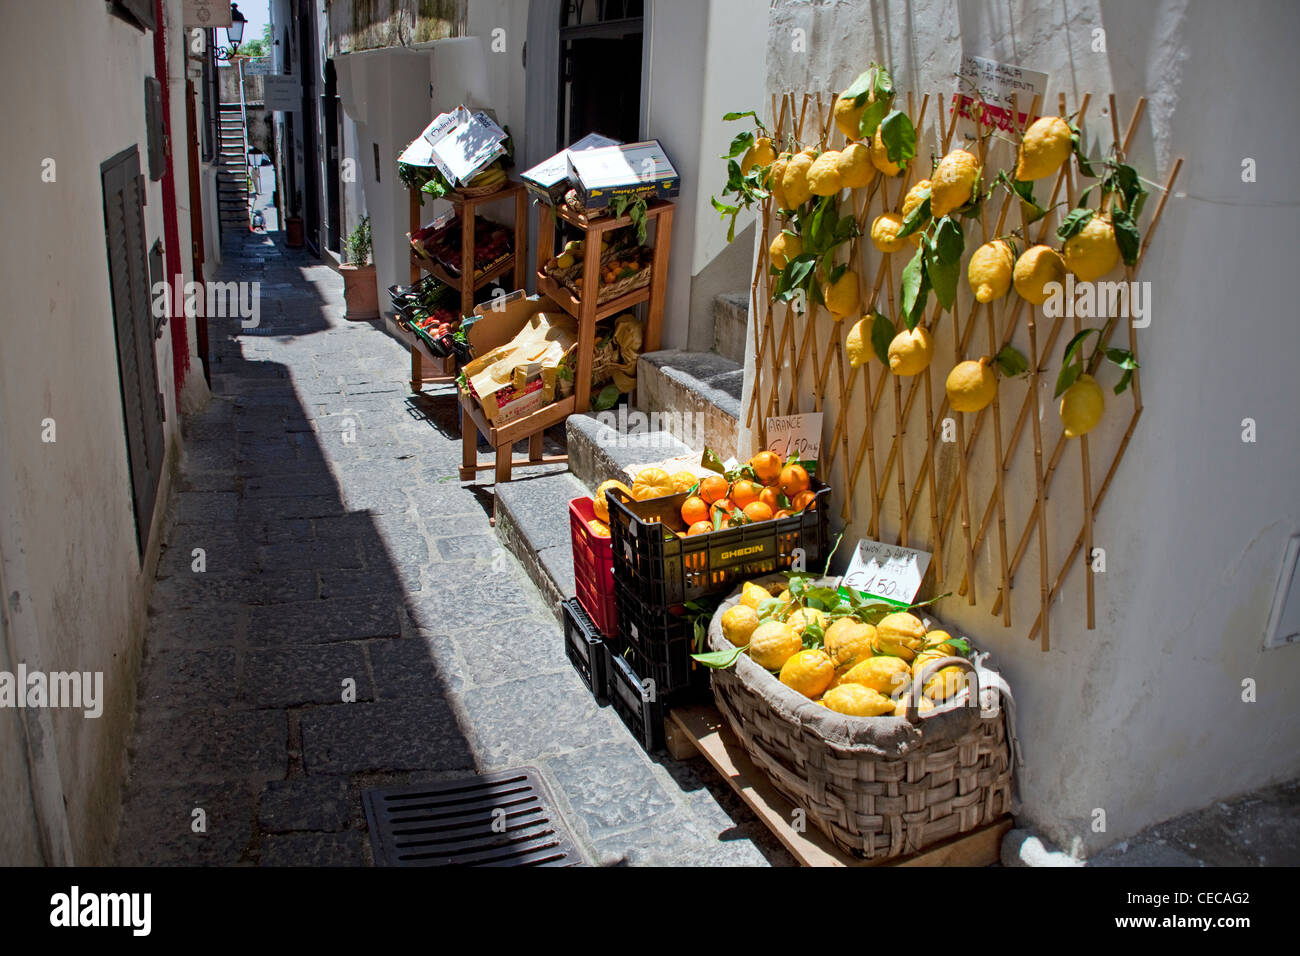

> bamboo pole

[
  {"left": 1072, "top": 92, "right": 1097, "bottom": 629},
  {"left": 746, "top": 93, "right": 789, "bottom": 435}
]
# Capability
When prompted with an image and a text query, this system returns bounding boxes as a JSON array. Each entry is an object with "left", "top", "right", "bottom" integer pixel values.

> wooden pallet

[{"left": 666, "top": 703, "right": 1011, "bottom": 867}]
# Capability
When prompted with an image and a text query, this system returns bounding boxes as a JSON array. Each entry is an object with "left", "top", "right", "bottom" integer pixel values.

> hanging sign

[
  {"left": 765, "top": 412, "right": 822, "bottom": 464},
  {"left": 184, "top": 0, "right": 232, "bottom": 27},
  {"left": 840, "top": 539, "right": 932, "bottom": 607},
  {"left": 263, "top": 75, "right": 302, "bottom": 112},
  {"left": 954, "top": 55, "right": 1049, "bottom": 132}
]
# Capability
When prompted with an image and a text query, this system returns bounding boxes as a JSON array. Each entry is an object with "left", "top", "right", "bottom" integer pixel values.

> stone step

[
  {"left": 564, "top": 410, "right": 694, "bottom": 494},
  {"left": 635, "top": 350, "right": 741, "bottom": 461},
  {"left": 492, "top": 470, "right": 588, "bottom": 623},
  {"left": 712, "top": 291, "right": 750, "bottom": 366}
]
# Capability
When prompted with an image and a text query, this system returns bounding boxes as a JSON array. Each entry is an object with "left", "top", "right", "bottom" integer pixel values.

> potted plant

[
  {"left": 285, "top": 191, "right": 304, "bottom": 247},
  {"left": 341, "top": 216, "right": 378, "bottom": 320}
]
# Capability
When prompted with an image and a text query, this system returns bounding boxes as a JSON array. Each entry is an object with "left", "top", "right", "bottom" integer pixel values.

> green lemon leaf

[
  {"left": 1104, "top": 347, "right": 1139, "bottom": 370},
  {"left": 692, "top": 645, "right": 747, "bottom": 669},
  {"left": 724, "top": 130, "right": 754, "bottom": 160},
  {"left": 843, "top": 68, "right": 874, "bottom": 105},
  {"left": 592, "top": 383, "right": 621, "bottom": 411},
  {"left": 901, "top": 243, "right": 925, "bottom": 319},
  {"left": 722, "top": 110, "right": 761, "bottom": 124},
  {"left": 934, "top": 216, "right": 965, "bottom": 266},
  {"left": 1110, "top": 207, "right": 1142, "bottom": 266},
  {"left": 1061, "top": 327, "right": 1099, "bottom": 369},
  {"left": 995, "top": 344, "right": 1029, "bottom": 378},
  {"left": 1114, "top": 368, "right": 1134, "bottom": 395},
  {"left": 1070, "top": 124, "right": 1098, "bottom": 178},
  {"left": 880, "top": 110, "right": 917, "bottom": 166},
  {"left": 1056, "top": 207, "right": 1095, "bottom": 242},
  {"left": 871, "top": 311, "right": 896, "bottom": 365},
  {"left": 925, "top": 240, "right": 959, "bottom": 310},
  {"left": 1054, "top": 361, "right": 1083, "bottom": 399}
]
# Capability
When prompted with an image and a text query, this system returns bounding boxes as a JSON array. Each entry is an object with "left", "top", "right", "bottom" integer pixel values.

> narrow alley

[{"left": 114, "top": 230, "right": 792, "bottom": 866}]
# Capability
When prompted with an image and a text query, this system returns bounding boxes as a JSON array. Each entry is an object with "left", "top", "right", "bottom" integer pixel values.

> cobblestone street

[{"left": 113, "top": 231, "right": 792, "bottom": 866}]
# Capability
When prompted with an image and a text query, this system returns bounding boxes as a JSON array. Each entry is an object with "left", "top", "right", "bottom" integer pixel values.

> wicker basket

[{"left": 706, "top": 578, "right": 1014, "bottom": 860}]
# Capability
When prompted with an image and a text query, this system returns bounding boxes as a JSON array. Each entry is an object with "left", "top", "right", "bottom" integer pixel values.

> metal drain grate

[{"left": 361, "top": 767, "right": 583, "bottom": 866}]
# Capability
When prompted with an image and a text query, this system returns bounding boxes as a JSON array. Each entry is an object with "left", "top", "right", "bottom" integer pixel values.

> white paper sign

[
  {"left": 765, "top": 413, "right": 823, "bottom": 462},
  {"left": 954, "top": 55, "right": 1049, "bottom": 132},
  {"left": 263, "top": 75, "right": 301, "bottom": 112},
  {"left": 840, "top": 539, "right": 932, "bottom": 605}
]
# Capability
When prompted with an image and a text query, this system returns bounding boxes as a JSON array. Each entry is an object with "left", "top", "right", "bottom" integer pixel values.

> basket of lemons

[{"left": 699, "top": 573, "right": 1014, "bottom": 860}]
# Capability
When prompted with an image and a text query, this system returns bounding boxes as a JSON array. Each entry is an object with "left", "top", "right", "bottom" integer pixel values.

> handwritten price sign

[
  {"left": 840, "top": 539, "right": 931, "bottom": 606},
  {"left": 765, "top": 412, "right": 822, "bottom": 462}
]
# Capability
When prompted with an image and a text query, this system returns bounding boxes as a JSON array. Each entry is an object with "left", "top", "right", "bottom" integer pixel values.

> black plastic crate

[
  {"left": 561, "top": 598, "right": 609, "bottom": 705},
  {"left": 607, "top": 651, "right": 664, "bottom": 753},
  {"left": 605, "top": 482, "right": 832, "bottom": 607},
  {"left": 612, "top": 576, "right": 705, "bottom": 699}
]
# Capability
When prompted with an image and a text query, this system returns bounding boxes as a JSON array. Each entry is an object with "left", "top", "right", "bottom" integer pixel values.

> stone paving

[{"left": 113, "top": 229, "right": 794, "bottom": 866}]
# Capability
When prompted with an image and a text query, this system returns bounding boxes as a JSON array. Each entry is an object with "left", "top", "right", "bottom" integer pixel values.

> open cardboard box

[{"left": 463, "top": 290, "right": 573, "bottom": 423}]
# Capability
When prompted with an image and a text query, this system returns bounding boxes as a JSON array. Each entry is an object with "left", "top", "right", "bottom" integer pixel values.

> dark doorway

[
  {"left": 558, "top": 0, "right": 643, "bottom": 147},
  {"left": 323, "top": 59, "right": 342, "bottom": 254}
]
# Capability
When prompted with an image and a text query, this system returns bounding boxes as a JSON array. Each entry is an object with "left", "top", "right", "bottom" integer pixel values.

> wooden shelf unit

[
  {"left": 404, "top": 181, "right": 528, "bottom": 393},
  {"left": 535, "top": 199, "right": 674, "bottom": 413}
]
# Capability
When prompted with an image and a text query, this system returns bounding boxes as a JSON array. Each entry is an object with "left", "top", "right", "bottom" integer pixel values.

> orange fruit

[
  {"left": 791, "top": 490, "right": 817, "bottom": 512},
  {"left": 774, "top": 508, "right": 793, "bottom": 519},
  {"left": 749, "top": 450, "right": 783, "bottom": 485},
  {"left": 759, "top": 486, "right": 782, "bottom": 511},
  {"left": 587, "top": 519, "right": 611, "bottom": 538},
  {"left": 687, "top": 520, "right": 713, "bottom": 536},
  {"left": 730, "top": 479, "right": 761, "bottom": 509},
  {"left": 779, "top": 464, "right": 811, "bottom": 497},
  {"left": 743, "top": 501, "right": 774, "bottom": 522},
  {"left": 680, "top": 495, "right": 709, "bottom": 526},
  {"left": 698, "top": 474, "right": 730, "bottom": 504},
  {"left": 710, "top": 498, "right": 737, "bottom": 526}
]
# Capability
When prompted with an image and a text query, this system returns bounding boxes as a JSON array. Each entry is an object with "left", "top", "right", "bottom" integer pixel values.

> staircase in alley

[{"left": 217, "top": 102, "right": 250, "bottom": 231}]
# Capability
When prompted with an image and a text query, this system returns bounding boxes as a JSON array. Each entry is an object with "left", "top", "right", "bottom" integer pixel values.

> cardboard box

[
  {"left": 521, "top": 132, "right": 623, "bottom": 206},
  {"left": 567, "top": 140, "right": 680, "bottom": 210},
  {"left": 400, "top": 106, "right": 508, "bottom": 185},
  {"left": 462, "top": 291, "right": 576, "bottom": 423}
]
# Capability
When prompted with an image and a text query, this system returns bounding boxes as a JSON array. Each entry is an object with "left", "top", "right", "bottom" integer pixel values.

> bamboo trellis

[{"left": 744, "top": 87, "right": 1182, "bottom": 650}]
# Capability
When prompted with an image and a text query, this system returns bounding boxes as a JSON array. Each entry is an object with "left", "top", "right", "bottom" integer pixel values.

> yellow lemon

[
  {"left": 786, "top": 607, "right": 829, "bottom": 636},
  {"left": 769, "top": 153, "right": 790, "bottom": 209},
  {"left": 845, "top": 316, "right": 874, "bottom": 368},
  {"left": 967, "top": 239, "right": 1015, "bottom": 303},
  {"left": 748, "top": 620, "right": 803, "bottom": 670},
  {"left": 720, "top": 604, "right": 761, "bottom": 647},
  {"left": 769, "top": 231, "right": 803, "bottom": 270},
  {"left": 632, "top": 467, "right": 676, "bottom": 501},
  {"left": 870, "top": 212, "right": 909, "bottom": 253},
  {"left": 740, "top": 581, "right": 773, "bottom": 611},
  {"left": 873, "top": 611, "right": 927, "bottom": 662},
  {"left": 670, "top": 471, "right": 699, "bottom": 493},
  {"left": 823, "top": 270, "right": 860, "bottom": 319},
  {"left": 1016, "top": 115, "right": 1073, "bottom": 182},
  {"left": 869, "top": 124, "right": 904, "bottom": 176},
  {"left": 946, "top": 358, "right": 997, "bottom": 413},
  {"left": 834, "top": 92, "right": 867, "bottom": 141},
  {"left": 593, "top": 479, "right": 632, "bottom": 523},
  {"left": 1012, "top": 244, "right": 1067, "bottom": 305},
  {"left": 893, "top": 695, "right": 936, "bottom": 718},
  {"left": 807, "top": 150, "right": 844, "bottom": 196},
  {"left": 837, "top": 655, "right": 912, "bottom": 697},
  {"left": 887, "top": 326, "right": 934, "bottom": 377},
  {"left": 782, "top": 150, "right": 816, "bottom": 207},
  {"left": 913, "top": 648, "right": 967, "bottom": 701},
  {"left": 779, "top": 649, "right": 836, "bottom": 699},
  {"left": 1062, "top": 214, "right": 1121, "bottom": 281},
  {"left": 921, "top": 629, "right": 961, "bottom": 655},
  {"left": 836, "top": 142, "right": 876, "bottom": 188},
  {"left": 823, "top": 618, "right": 877, "bottom": 670},
  {"left": 902, "top": 179, "right": 931, "bottom": 220},
  {"left": 1059, "top": 373, "right": 1104, "bottom": 438},
  {"left": 821, "top": 684, "right": 895, "bottom": 717},
  {"left": 929, "top": 149, "right": 980, "bottom": 217},
  {"left": 740, "top": 136, "right": 776, "bottom": 175}
]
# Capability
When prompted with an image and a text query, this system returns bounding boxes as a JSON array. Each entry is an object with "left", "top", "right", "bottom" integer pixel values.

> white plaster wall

[
  {"left": 744, "top": 0, "right": 1300, "bottom": 853},
  {"left": 0, "top": 0, "right": 187, "bottom": 862}
]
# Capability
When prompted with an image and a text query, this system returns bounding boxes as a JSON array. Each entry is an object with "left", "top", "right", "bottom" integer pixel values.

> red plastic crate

[{"left": 569, "top": 496, "right": 617, "bottom": 637}]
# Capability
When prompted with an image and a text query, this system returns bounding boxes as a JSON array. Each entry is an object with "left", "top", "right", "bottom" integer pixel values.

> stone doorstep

[
  {"left": 635, "top": 349, "right": 742, "bottom": 462},
  {"left": 565, "top": 411, "right": 693, "bottom": 494},
  {"left": 492, "top": 470, "right": 587, "bottom": 623},
  {"left": 712, "top": 291, "right": 751, "bottom": 366}
]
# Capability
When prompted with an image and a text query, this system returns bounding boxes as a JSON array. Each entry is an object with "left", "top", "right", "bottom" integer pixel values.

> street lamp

[{"left": 215, "top": 3, "right": 247, "bottom": 60}]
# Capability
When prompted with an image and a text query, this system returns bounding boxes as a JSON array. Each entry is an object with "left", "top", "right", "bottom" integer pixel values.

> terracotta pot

[
  {"left": 341, "top": 262, "right": 379, "bottom": 320},
  {"left": 285, "top": 216, "right": 304, "bottom": 248}
]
